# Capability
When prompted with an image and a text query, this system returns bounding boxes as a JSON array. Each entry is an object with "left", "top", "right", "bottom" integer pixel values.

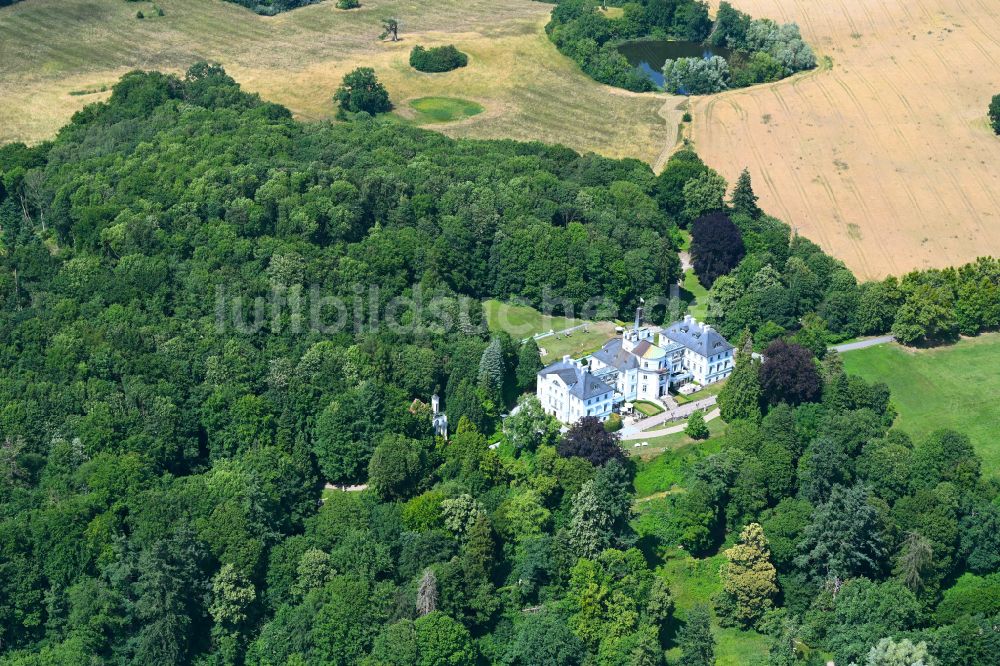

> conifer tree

[
  {"left": 730, "top": 167, "right": 761, "bottom": 218},
  {"left": 796, "top": 484, "right": 887, "bottom": 584},
  {"left": 478, "top": 337, "right": 504, "bottom": 398},
  {"left": 515, "top": 338, "right": 543, "bottom": 392}
]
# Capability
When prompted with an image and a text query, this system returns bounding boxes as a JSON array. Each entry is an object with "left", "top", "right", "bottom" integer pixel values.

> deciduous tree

[
  {"left": 334, "top": 67, "right": 392, "bottom": 117},
  {"left": 685, "top": 409, "right": 709, "bottom": 439},
  {"left": 677, "top": 604, "right": 715, "bottom": 666},
  {"left": 690, "top": 211, "right": 744, "bottom": 286},
  {"left": 558, "top": 416, "right": 624, "bottom": 466},
  {"left": 759, "top": 340, "right": 822, "bottom": 406},
  {"left": 717, "top": 523, "right": 778, "bottom": 629},
  {"left": 683, "top": 171, "right": 728, "bottom": 222}
]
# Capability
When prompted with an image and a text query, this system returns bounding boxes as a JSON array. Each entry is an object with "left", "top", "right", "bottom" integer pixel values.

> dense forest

[
  {"left": 545, "top": 0, "right": 815, "bottom": 93},
  {"left": 1, "top": 65, "right": 998, "bottom": 665}
]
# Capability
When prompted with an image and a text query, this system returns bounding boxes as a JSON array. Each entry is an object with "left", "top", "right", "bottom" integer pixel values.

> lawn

[
  {"left": 634, "top": 448, "right": 769, "bottom": 666},
  {"left": 634, "top": 400, "right": 664, "bottom": 417},
  {"left": 405, "top": 96, "right": 483, "bottom": 124},
  {"left": 841, "top": 333, "right": 1000, "bottom": 477},
  {"left": 632, "top": 425, "right": 727, "bottom": 496},
  {"left": 626, "top": 413, "right": 726, "bottom": 461},
  {"left": 483, "top": 299, "right": 617, "bottom": 363},
  {"left": 537, "top": 322, "right": 619, "bottom": 363},
  {"left": 680, "top": 269, "right": 710, "bottom": 321},
  {"left": 483, "top": 299, "right": 584, "bottom": 338},
  {"left": 673, "top": 379, "right": 726, "bottom": 405}
]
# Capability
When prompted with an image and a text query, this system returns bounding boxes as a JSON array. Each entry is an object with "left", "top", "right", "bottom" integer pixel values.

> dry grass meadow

[
  {"left": 690, "top": 0, "right": 1000, "bottom": 278},
  {"left": 3, "top": 0, "right": 1000, "bottom": 277},
  {"left": 0, "top": 0, "right": 676, "bottom": 162}
]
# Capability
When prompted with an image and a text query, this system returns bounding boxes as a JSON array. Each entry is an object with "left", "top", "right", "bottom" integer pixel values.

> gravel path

[
  {"left": 622, "top": 408, "right": 721, "bottom": 441},
  {"left": 829, "top": 335, "right": 895, "bottom": 353},
  {"left": 620, "top": 396, "right": 718, "bottom": 439}
]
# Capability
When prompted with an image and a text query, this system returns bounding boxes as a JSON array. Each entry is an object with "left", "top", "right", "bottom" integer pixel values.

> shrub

[
  {"left": 730, "top": 51, "right": 784, "bottom": 87},
  {"left": 409, "top": 45, "right": 468, "bottom": 73},
  {"left": 682, "top": 112, "right": 692, "bottom": 122},
  {"left": 604, "top": 413, "right": 623, "bottom": 433},
  {"left": 662, "top": 56, "right": 730, "bottom": 95},
  {"left": 336, "top": 0, "right": 359, "bottom": 8},
  {"left": 990, "top": 94, "right": 1000, "bottom": 134},
  {"left": 136, "top": 10, "right": 144, "bottom": 18}
]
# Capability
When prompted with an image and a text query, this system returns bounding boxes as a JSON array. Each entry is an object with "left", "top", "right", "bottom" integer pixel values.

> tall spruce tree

[
  {"left": 796, "top": 484, "right": 887, "bottom": 584},
  {"left": 478, "top": 337, "right": 504, "bottom": 405},
  {"left": 515, "top": 338, "right": 543, "bottom": 393},
  {"left": 730, "top": 167, "right": 761, "bottom": 218}
]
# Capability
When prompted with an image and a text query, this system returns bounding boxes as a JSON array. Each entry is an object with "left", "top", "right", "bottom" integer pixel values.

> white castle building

[
  {"left": 537, "top": 309, "right": 734, "bottom": 424},
  {"left": 536, "top": 356, "right": 615, "bottom": 424}
]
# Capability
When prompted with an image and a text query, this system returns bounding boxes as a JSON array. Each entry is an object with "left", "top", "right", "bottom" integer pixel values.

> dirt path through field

[{"left": 691, "top": 0, "right": 1000, "bottom": 278}]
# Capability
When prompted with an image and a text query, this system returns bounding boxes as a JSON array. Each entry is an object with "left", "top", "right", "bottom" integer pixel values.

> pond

[{"left": 617, "top": 40, "right": 731, "bottom": 87}]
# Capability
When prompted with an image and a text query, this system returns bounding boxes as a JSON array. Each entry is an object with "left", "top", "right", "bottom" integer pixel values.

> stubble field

[
  {"left": 0, "top": 0, "right": 675, "bottom": 162},
  {"left": 691, "top": 0, "right": 1000, "bottom": 278}
]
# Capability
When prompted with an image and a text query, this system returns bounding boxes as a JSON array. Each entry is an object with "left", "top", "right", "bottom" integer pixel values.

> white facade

[
  {"left": 588, "top": 327, "right": 677, "bottom": 403},
  {"left": 537, "top": 357, "right": 614, "bottom": 424},
  {"left": 538, "top": 316, "right": 734, "bottom": 422},
  {"left": 659, "top": 316, "right": 734, "bottom": 386}
]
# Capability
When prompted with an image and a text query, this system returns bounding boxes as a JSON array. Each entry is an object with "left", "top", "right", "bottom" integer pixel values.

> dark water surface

[{"left": 617, "top": 40, "right": 732, "bottom": 87}]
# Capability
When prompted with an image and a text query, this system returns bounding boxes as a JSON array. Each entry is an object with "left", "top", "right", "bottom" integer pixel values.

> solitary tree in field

[
  {"left": 333, "top": 67, "right": 392, "bottom": 117},
  {"left": 380, "top": 17, "right": 399, "bottom": 42},
  {"left": 990, "top": 93, "right": 1000, "bottom": 134}
]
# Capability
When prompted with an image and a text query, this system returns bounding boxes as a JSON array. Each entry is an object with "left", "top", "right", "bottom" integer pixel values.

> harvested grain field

[
  {"left": 690, "top": 0, "right": 1000, "bottom": 278},
  {"left": 0, "top": 0, "right": 675, "bottom": 162}
]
